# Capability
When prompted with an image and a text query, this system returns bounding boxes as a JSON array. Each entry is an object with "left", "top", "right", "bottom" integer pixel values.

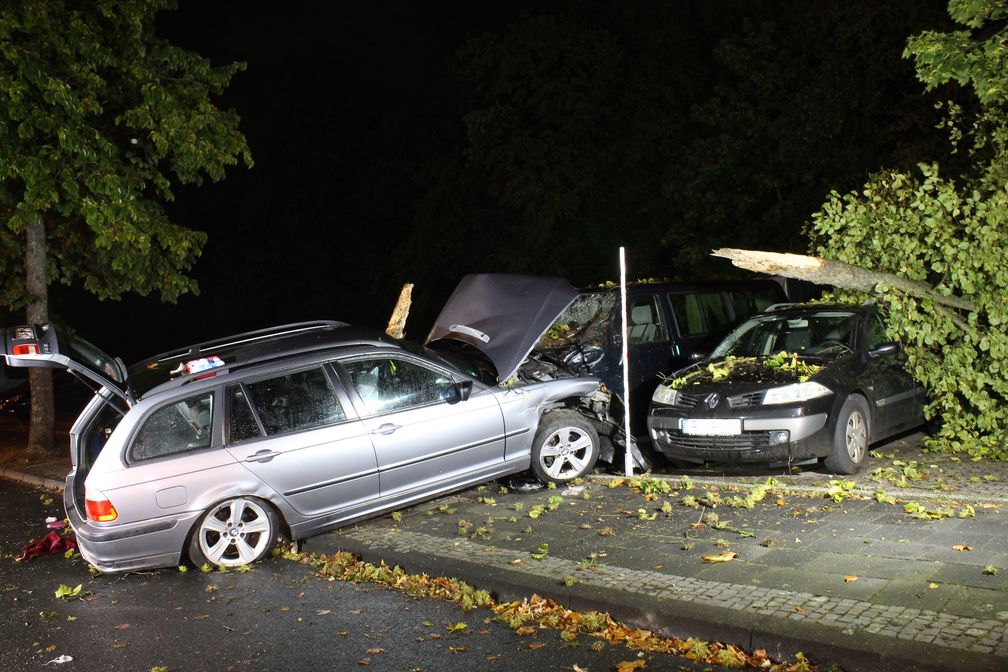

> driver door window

[{"left": 342, "top": 357, "right": 453, "bottom": 416}]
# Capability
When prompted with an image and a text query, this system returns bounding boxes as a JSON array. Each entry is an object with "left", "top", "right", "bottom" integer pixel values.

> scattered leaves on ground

[{"left": 701, "top": 551, "right": 737, "bottom": 564}]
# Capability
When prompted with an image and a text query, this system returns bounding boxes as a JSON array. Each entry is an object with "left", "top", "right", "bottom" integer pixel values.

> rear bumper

[{"left": 63, "top": 474, "right": 197, "bottom": 573}]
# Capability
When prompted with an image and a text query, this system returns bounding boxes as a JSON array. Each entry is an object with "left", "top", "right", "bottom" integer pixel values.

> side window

[
  {"left": 227, "top": 385, "right": 260, "bottom": 443},
  {"left": 864, "top": 313, "right": 890, "bottom": 350},
  {"left": 627, "top": 295, "right": 668, "bottom": 344},
  {"left": 130, "top": 391, "right": 213, "bottom": 461},
  {"left": 730, "top": 288, "right": 781, "bottom": 318},
  {"left": 236, "top": 366, "right": 346, "bottom": 439},
  {"left": 343, "top": 357, "right": 453, "bottom": 415},
  {"left": 669, "top": 292, "right": 729, "bottom": 337}
]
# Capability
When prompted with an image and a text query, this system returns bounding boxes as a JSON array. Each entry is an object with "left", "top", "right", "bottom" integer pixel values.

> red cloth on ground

[{"left": 16, "top": 530, "right": 77, "bottom": 562}]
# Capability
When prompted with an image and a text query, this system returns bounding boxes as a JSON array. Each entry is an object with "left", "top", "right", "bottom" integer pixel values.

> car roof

[
  {"left": 130, "top": 321, "right": 397, "bottom": 399},
  {"left": 758, "top": 303, "right": 870, "bottom": 317},
  {"left": 579, "top": 278, "right": 786, "bottom": 295}
]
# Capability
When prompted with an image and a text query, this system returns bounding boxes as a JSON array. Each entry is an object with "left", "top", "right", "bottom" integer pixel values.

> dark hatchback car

[
  {"left": 647, "top": 304, "right": 926, "bottom": 474},
  {"left": 535, "top": 279, "right": 787, "bottom": 436}
]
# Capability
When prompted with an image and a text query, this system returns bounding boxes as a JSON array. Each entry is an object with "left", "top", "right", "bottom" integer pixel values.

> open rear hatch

[
  {"left": 3, "top": 324, "right": 131, "bottom": 404},
  {"left": 3, "top": 324, "right": 132, "bottom": 513}
]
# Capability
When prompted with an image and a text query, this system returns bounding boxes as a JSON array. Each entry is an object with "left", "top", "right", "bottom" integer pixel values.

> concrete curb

[
  {"left": 322, "top": 529, "right": 1003, "bottom": 672},
  {"left": 0, "top": 467, "right": 64, "bottom": 492}
]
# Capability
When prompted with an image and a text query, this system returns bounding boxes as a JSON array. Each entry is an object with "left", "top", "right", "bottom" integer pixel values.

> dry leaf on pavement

[
  {"left": 952, "top": 545, "right": 973, "bottom": 552},
  {"left": 843, "top": 575, "right": 858, "bottom": 583},
  {"left": 701, "top": 551, "right": 737, "bottom": 563},
  {"left": 615, "top": 660, "right": 646, "bottom": 672}
]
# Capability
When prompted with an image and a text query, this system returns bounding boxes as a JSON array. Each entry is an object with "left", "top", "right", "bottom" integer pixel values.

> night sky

[
  {"left": 42, "top": 1, "right": 952, "bottom": 364},
  {"left": 51, "top": 1, "right": 544, "bottom": 361}
]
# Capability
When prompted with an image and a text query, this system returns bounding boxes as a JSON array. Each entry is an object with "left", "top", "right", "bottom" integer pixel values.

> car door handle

[
  {"left": 246, "top": 449, "right": 279, "bottom": 463},
  {"left": 370, "top": 423, "right": 401, "bottom": 435}
]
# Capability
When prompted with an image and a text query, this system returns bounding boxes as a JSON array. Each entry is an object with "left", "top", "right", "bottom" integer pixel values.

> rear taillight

[
  {"left": 11, "top": 344, "right": 39, "bottom": 356},
  {"left": 84, "top": 487, "right": 118, "bottom": 522}
]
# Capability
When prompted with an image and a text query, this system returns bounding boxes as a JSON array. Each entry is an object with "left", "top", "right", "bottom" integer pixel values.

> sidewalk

[
  {"left": 315, "top": 432, "right": 1008, "bottom": 672},
  {"left": 3, "top": 431, "right": 1006, "bottom": 671}
]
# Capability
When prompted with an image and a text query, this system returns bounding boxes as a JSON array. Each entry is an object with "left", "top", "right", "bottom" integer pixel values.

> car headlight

[
  {"left": 652, "top": 385, "right": 678, "bottom": 405},
  {"left": 762, "top": 381, "right": 832, "bottom": 405}
]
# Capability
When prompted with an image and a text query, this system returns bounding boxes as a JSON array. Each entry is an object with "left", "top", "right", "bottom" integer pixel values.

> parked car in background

[
  {"left": 534, "top": 279, "right": 788, "bottom": 436},
  {"left": 2, "top": 275, "right": 617, "bottom": 573},
  {"left": 647, "top": 303, "right": 926, "bottom": 473}
]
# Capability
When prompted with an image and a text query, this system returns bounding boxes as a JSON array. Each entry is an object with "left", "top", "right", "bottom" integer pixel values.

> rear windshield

[{"left": 69, "top": 334, "right": 127, "bottom": 385}]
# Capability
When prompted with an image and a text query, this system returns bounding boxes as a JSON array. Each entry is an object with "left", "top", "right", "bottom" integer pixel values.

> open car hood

[{"left": 425, "top": 274, "right": 578, "bottom": 383}]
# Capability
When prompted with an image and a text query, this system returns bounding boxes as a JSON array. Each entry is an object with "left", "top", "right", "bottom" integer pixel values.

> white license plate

[{"left": 680, "top": 418, "right": 742, "bottom": 436}]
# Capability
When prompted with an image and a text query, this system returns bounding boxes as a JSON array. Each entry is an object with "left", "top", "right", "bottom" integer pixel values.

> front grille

[
  {"left": 728, "top": 391, "right": 763, "bottom": 408},
  {"left": 673, "top": 392, "right": 699, "bottom": 409},
  {"left": 668, "top": 390, "right": 762, "bottom": 410},
  {"left": 657, "top": 430, "right": 771, "bottom": 452}
]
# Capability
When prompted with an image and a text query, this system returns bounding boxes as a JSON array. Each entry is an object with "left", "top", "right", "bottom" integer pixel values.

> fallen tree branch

[
  {"left": 711, "top": 248, "right": 974, "bottom": 312},
  {"left": 385, "top": 283, "right": 413, "bottom": 339}
]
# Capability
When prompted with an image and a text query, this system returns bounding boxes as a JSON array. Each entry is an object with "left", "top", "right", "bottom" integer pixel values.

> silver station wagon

[{"left": 4, "top": 275, "right": 623, "bottom": 573}]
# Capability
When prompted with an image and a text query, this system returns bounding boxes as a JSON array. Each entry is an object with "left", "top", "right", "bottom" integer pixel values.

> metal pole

[{"left": 619, "top": 247, "right": 634, "bottom": 477}]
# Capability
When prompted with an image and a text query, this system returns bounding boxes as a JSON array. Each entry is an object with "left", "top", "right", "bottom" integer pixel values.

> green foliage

[
  {"left": 667, "top": 353, "right": 823, "bottom": 388},
  {"left": 54, "top": 583, "right": 82, "bottom": 600},
  {"left": 826, "top": 479, "right": 857, "bottom": 503},
  {"left": 809, "top": 2, "right": 1008, "bottom": 460},
  {"left": 0, "top": 0, "right": 252, "bottom": 307}
]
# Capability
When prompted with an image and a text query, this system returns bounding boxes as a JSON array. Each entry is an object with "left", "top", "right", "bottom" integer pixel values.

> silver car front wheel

[
  {"left": 530, "top": 411, "right": 600, "bottom": 484},
  {"left": 188, "top": 497, "right": 279, "bottom": 568}
]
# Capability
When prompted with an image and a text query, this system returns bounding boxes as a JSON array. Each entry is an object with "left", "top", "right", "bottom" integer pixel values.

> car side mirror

[
  {"left": 443, "top": 380, "right": 473, "bottom": 404},
  {"left": 868, "top": 342, "right": 900, "bottom": 359}
]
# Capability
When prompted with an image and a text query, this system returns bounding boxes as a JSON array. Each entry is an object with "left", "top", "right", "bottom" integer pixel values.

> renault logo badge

[{"left": 705, "top": 393, "right": 720, "bottom": 409}]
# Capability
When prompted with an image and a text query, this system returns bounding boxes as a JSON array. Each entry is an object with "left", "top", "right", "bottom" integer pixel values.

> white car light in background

[{"left": 762, "top": 381, "right": 832, "bottom": 405}]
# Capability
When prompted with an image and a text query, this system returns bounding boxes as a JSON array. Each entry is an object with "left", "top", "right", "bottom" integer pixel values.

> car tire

[
  {"left": 824, "top": 395, "right": 870, "bottom": 475},
  {"left": 188, "top": 497, "right": 280, "bottom": 568},
  {"left": 530, "top": 411, "right": 600, "bottom": 484}
]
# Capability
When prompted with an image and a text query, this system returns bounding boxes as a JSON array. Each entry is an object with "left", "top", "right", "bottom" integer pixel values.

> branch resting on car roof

[{"left": 711, "top": 248, "right": 974, "bottom": 318}]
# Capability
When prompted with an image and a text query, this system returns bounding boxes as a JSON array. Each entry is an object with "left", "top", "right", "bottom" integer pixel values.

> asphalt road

[{"left": 0, "top": 478, "right": 732, "bottom": 672}]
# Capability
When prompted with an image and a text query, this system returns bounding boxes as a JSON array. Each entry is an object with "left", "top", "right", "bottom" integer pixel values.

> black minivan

[{"left": 534, "top": 279, "right": 789, "bottom": 437}]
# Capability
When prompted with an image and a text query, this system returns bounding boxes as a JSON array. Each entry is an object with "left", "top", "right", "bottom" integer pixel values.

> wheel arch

[{"left": 182, "top": 491, "right": 292, "bottom": 565}]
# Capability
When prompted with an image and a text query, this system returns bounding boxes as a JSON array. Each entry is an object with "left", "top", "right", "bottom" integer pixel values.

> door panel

[
  {"left": 863, "top": 314, "right": 921, "bottom": 438},
  {"left": 226, "top": 423, "right": 378, "bottom": 517},
  {"left": 223, "top": 366, "right": 379, "bottom": 518},
  {"left": 338, "top": 356, "right": 506, "bottom": 500}
]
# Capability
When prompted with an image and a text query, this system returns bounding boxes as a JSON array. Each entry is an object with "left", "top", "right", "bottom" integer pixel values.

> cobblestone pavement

[{"left": 318, "top": 433, "right": 1008, "bottom": 672}]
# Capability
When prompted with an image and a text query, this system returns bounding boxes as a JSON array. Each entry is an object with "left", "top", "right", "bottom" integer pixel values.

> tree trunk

[
  {"left": 711, "top": 248, "right": 974, "bottom": 312},
  {"left": 385, "top": 283, "right": 413, "bottom": 340},
  {"left": 25, "top": 215, "right": 55, "bottom": 459}
]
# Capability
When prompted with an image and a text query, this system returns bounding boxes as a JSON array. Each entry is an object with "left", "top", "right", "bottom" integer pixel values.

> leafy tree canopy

[
  {"left": 810, "top": 0, "right": 1008, "bottom": 459},
  {"left": 0, "top": 0, "right": 252, "bottom": 308}
]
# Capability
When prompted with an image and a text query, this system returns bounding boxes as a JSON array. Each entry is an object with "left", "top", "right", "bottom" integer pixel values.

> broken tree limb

[
  {"left": 711, "top": 248, "right": 974, "bottom": 313},
  {"left": 385, "top": 283, "right": 414, "bottom": 339}
]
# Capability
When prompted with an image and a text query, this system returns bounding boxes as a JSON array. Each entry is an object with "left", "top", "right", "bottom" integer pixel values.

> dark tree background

[{"left": 37, "top": 0, "right": 953, "bottom": 362}]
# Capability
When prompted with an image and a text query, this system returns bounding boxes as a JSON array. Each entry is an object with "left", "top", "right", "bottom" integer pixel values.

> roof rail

[
  {"left": 145, "top": 321, "right": 348, "bottom": 365},
  {"left": 764, "top": 302, "right": 797, "bottom": 312}
]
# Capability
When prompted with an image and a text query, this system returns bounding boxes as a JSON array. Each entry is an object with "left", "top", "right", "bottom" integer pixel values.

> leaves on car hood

[{"left": 667, "top": 352, "right": 823, "bottom": 388}]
